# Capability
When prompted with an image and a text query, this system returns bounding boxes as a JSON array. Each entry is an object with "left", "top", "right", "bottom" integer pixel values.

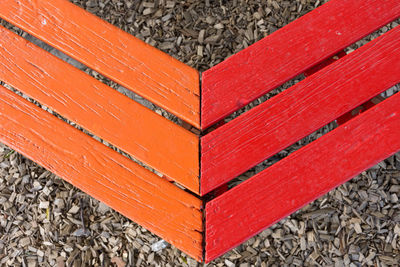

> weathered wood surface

[
  {"left": 201, "top": 26, "right": 400, "bottom": 195},
  {"left": 205, "top": 90, "right": 400, "bottom": 262},
  {"left": 0, "top": 26, "right": 200, "bottom": 194},
  {"left": 0, "top": 85, "right": 203, "bottom": 260},
  {"left": 0, "top": 0, "right": 200, "bottom": 128},
  {"left": 201, "top": 0, "right": 400, "bottom": 128}
]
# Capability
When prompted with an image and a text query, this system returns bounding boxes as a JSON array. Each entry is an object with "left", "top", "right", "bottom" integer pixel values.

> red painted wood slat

[
  {"left": 0, "top": 85, "right": 203, "bottom": 260},
  {"left": 201, "top": 26, "right": 400, "bottom": 195},
  {"left": 201, "top": 0, "right": 400, "bottom": 129},
  {"left": 205, "top": 90, "right": 400, "bottom": 262},
  {"left": 0, "top": 0, "right": 200, "bottom": 127}
]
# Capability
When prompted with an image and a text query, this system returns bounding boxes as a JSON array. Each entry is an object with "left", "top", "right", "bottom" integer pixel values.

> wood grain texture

[
  {"left": 201, "top": 26, "right": 400, "bottom": 195},
  {"left": 201, "top": 0, "right": 400, "bottom": 128},
  {"left": 0, "top": 85, "right": 203, "bottom": 260},
  {"left": 0, "top": 26, "right": 200, "bottom": 194},
  {"left": 0, "top": 0, "right": 200, "bottom": 127},
  {"left": 205, "top": 90, "right": 400, "bottom": 262}
]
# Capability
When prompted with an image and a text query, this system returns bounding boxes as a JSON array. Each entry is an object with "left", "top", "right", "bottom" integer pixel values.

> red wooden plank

[
  {"left": 0, "top": 26, "right": 200, "bottom": 194},
  {"left": 201, "top": 0, "right": 400, "bottom": 129},
  {"left": 0, "top": 86, "right": 203, "bottom": 260},
  {"left": 0, "top": 0, "right": 200, "bottom": 127},
  {"left": 201, "top": 26, "right": 400, "bottom": 195},
  {"left": 205, "top": 90, "right": 400, "bottom": 262}
]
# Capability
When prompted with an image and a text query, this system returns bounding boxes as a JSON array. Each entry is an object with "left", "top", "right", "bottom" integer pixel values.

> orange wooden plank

[
  {"left": 0, "top": 0, "right": 200, "bottom": 127},
  {"left": 0, "top": 85, "right": 203, "bottom": 260},
  {"left": 0, "top": 26, "right": 199, "bottom": 194}
]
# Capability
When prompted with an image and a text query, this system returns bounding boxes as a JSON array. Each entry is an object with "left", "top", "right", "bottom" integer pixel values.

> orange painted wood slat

[
  {"left": 0, "top": 0, "right": 200, "bottom": 128},
  {"left": 0, "top": 26, "right": 199, "bottom": 194},
  {"left": 205, "top": 91, "right": 400, "bottom": 262},
  {"left": 0, "top": 85, "right": 203, "bottom": 260},
  {"left": 201, "top": 0, "right": 400, "bottom": 129},
  {"left": 201, "top": 26, "right": 400, "bottom": 195}
]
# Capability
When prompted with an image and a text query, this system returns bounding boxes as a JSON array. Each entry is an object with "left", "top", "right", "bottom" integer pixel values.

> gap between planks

[
  {"left": 201, "top": 25, "right": 400, "bottom": 195},
  {"left": 0, "top": 85, "right": 204, "bottom": 261},
  {"left": 0, "top": 26, "right": 200, "bottom": 194},
  {"left": 201, "top": 0, "right": 400, "bottom": 129},
  {"left": 0, "top": 0, "right": 200, "bottom": 128},
  {"left": 205, "top": 85, "right": 400, "bottom": 262}
]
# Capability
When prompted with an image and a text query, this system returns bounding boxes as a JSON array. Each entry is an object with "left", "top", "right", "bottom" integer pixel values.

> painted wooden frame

[{"left": 0, "top": 0, "right": 399, "bottom": 263}]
